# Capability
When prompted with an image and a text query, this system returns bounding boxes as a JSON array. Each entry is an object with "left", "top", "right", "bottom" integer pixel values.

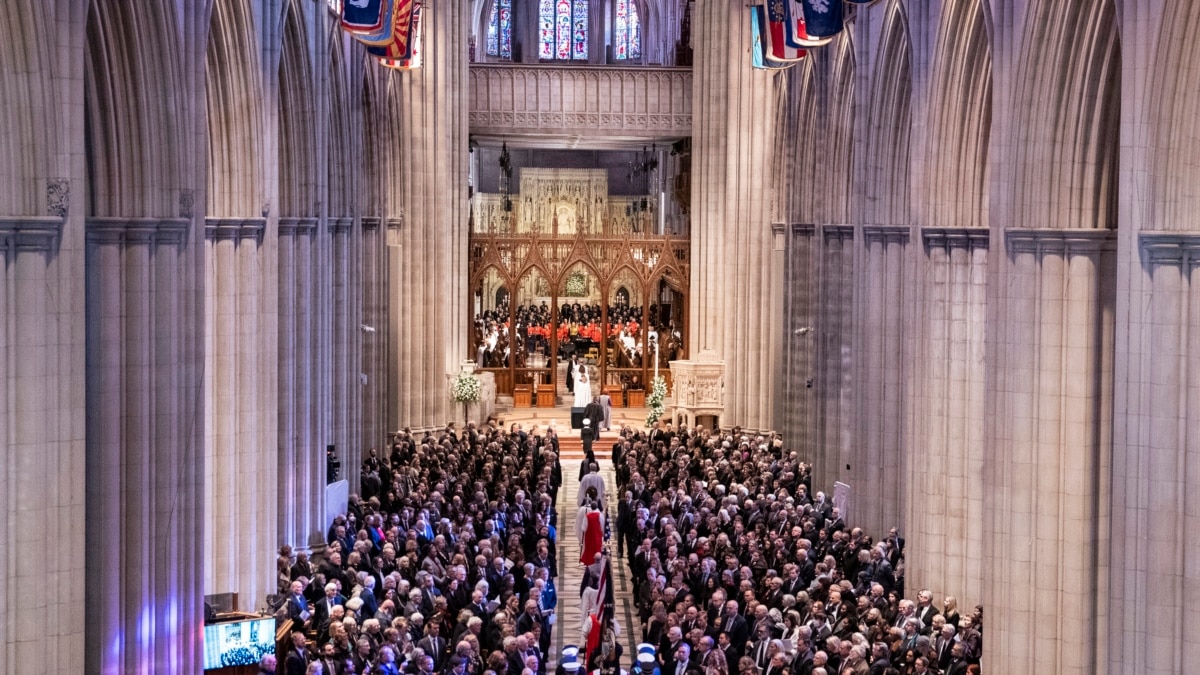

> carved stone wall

[{"left": 469, "top": 65, "right": 692, "bottom": 138}]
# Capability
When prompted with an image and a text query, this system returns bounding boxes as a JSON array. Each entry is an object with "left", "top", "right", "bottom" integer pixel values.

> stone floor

[{"left": 538, "top": 403, "right": 645, "bottom": 673}]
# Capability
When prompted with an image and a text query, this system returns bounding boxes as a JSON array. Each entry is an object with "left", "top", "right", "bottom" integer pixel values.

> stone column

[
  {"left": 386, "top": 0, "right": 470, "bottom": 430},
  {"left": 904, "top": 228, "right": 988, "bottom": 610},
  {"left": 850, "top": 226, "right": 910, "bottom": 534},
  {"left": 330, "top": 218, "right": 359, "bottom": 473},
  {"left": 360, "top": 217, "right": 387, "bottom": 483},
  {"left": 688, "top": 0, "right": 780, "bottom": 431},
  {"left": 984, "top": 229, "right": 1115, "bottom": 673},
  {"left": 277, "top": 218, "right": 326, "bottom": 551},
  {"left": 84, "top": 218, "right": 205, "bottom": 673},
  {"left": 1, "top": 216, "right": 88, "bottom": 674},
  {"left": 205, "top": 220, "right": 278, "bottom": 612},
  {"left": 515, "top": 0, "right": 541, "bottom": 63}
]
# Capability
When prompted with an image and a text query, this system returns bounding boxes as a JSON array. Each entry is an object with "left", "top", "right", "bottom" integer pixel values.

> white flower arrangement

[
  {"left": 645, "top": 375, "right": 668, "bottom": 426},
  {"left": 564, "top": 272, "right": 587, "bottom": 297},
  {"left": 450, "top": 372, "right": 482, "bottom": 403}
]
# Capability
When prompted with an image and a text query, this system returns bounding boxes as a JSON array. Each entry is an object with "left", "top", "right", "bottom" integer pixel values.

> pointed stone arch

[
  {"left": 1147, "top": 2, "right": 1200, "bottom": 231},
  {"left": 85, "top": 0, "right": 186, "bottom": 217},
  {"left": 0, "top": 3, "right": 60, "bottom": 216},
  {"left": 328, "top": 38, "right": 353, "bottom": 219},
  {"left": 866, "top": 0, "right": 912, "bottom": 227},
  {"left": 925, "top": 0, "right": 992, "bottom": 229},
  {"left": 206, "top": 0, "right": 265, "bottom": 218},
  {"left": 827, "top": 33, "right": 856, "bottom": 225},
  {"left": 278, "top": 0, "right": 317, "bottom": 218},
  {"left": 1011, "top": 0, "right": 1119, "bottom": 229}
]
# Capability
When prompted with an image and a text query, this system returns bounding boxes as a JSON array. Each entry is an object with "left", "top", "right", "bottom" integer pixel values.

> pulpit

[
  {"left": 626, "top": 389, "right": 645, "bottom": 407},
  {"left": 536, "top": 383, "right": 557, "bottom": 407},
  {"left": 668, "top": 350, "right": 725, "bottom": 429},
  {"left": 513, "top": 385, "right": 532, "bottom": 408}
]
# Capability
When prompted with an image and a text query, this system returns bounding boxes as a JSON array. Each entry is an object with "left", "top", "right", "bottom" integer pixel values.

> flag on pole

[
  {"left": 341, "top": 0, "right": 387, "bottom": 33},
  {"left": 764, "top": 0, "right": 805, "bottom": 63},
  {"left": 583, "top": 555, "right": 616, "bottom": 670},
  {"left": 799, "top": 0, "right": 844, "bottom": 40},
  {"left": 366, "top": 0, "right": 418, "bottom": 59},
  {"left": 784, "top": 0, "right": 833, "bottom": 48}
]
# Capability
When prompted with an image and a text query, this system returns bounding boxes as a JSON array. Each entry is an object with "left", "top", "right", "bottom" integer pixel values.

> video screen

[{"left": 203, "top": 617, "right": 275, "bottom": 670}]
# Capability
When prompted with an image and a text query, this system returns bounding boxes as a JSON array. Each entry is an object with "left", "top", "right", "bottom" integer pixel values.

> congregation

[
  {"left": 271, "top": 423, "right": 567, "bottom": 675},
  {"left": 613, "top": 426, "right": 983, "bottom": 675}
]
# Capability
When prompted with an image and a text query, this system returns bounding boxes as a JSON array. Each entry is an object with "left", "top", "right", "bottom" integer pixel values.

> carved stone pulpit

[{"left": 668, "top": 349, "right": 725, "bottom": 430}]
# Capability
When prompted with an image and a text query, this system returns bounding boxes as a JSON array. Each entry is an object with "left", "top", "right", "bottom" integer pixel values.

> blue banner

[
  {"left": 800, "top": 0, "right": 844, "bottom": 39},
  {"left": 341, "top": 0, "right": 386, "bottom": 32}
]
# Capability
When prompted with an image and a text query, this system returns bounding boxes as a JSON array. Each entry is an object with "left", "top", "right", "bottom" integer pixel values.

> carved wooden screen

[{"left": 469, "top": 170, "right": 689, "bottom": 399}]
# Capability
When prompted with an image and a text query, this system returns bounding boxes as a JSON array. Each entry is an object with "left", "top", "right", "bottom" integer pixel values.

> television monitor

[{"left": 203, "top": 616, "right": 275, "bottom": 670}]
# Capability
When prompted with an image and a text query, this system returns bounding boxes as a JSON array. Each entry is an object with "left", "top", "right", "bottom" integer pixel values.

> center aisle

[{"left": 553, "top": 455, "right": 639, "bottom": 674}]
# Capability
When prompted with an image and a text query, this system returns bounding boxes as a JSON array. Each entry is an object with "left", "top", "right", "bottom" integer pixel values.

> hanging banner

[
  {"left": 378, "top": 3, "right": 424, "bottom": 69},
  {"left": 784, "top": 0, "right": 833, "bottom": 48},
  {"left": 799, "top": 0, "right": 844, "bottom": 39},
  {"left": 356, "top": 0, "right": 410, "bottom": 47},
  {"left": 366, "top": 0, "right": 418, "bottom": 59},
  {"left": 342, "top": 0, "right": 389, "bottom": 36},
  {"left": 751, "top": 6, "right": 791, "bottom": 70},
  {"left": 764, "top": 0, "right": 805, "bottom": 63}
]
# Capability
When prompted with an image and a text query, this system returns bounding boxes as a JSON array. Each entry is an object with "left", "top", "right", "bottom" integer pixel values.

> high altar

[{"left": 468, "top": 168, "right": 690, "bottom": 404}]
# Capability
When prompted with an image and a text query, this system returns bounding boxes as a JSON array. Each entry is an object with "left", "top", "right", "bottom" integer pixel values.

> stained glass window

[
  {"left": 613, "top": 0, "right": 641, "bottom": 60},
  {"left": 486, "top": 0, "right": 513, "bottom": 59},
  {"left": 539, "top": 0, "right": 588, "bottom": 60}
]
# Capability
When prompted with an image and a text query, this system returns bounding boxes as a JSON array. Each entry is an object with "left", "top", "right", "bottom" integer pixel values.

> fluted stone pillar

[
  {"left": 360, "top": 217, "right": 388, "bottom": 482},
  {"left": 905, "top": 229, "right": 988, "bottom": 610},
  {"left": 84, "top": 218, "right": 205, "bottom": 674},
  {"left": 278, "top": 218, "right": 326, "bottom": 551},
  {"left": 205, "top": 221, "right": 278, "bottom": 611},
  {"left": 984, "top": 230, "right": 1115, "bottom": 673},
  {"left": 850, "top": 226, "right": 910, "bottom": 534},
  {"left": 1, "top": 217, "right": 87, "bottom": 674},
  {"left": 330, "top": 217, "right": 359, "bottom": 473},
  {"left": 689, "top": 0, "right": 781, "bottom": 431},
  {"left": 386, "top": 0, "right": 469, "bottom": 431},
  {"left": 1109, "top": 235, "right": 1200, "bottom": 673}
]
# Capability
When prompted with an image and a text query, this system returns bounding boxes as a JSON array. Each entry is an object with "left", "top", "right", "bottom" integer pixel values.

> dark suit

[
  {"left": 285, "top": 649, "right": 308, "bottom": 675},
  {"left": 581, "top": 426, "right": 596, "bottom": 455},
  {"left": 934, "top": 637, "right": 955, "bottom": 671},
  {"left": 286, "top": 593, "right": 310, "bottom": 626},
  {"left": 915, "top": 605, "right": 939, "bottom": 635},
  {"left": 944, "top": 658, "right": 969, "bottom": 675},
  {"left": 718, "top": 614, "right": 748, "bottom": 651},
  {"left": 417, "top": 636, "right": 448, "bottom": 670}
]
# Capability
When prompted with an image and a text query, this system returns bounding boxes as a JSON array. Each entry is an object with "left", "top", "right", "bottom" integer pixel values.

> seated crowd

[
  {"left": 273, "top": 423, "right": 566, "bottom": 675},
  {"left": 613, "top": 425, "right": 983, "bottom": 675}
]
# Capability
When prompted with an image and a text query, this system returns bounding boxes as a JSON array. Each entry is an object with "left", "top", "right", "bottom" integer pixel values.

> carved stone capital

[
  {"left": 0, "top": 216, "right": 64, "bottom": 253},
  {"left": 1139, "top": 231, "right": 1200, "bottom": 267},
  {"left": 922, "top": 226, "right": 989, "bottom": 249},
  {"left": 205, "top": 218, "right": 267, "bottom": 241},
  {"left": 86, "top": 217, "right": 190, "bottom": 246}
]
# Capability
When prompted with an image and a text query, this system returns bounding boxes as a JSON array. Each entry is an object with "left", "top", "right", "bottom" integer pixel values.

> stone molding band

[
  {"left": 278, "top": 217, "right": 319, "bottom": 236},
  {"left": 1004, "top": 227, "right": 1116, "bottom": 254},
  {"left": 922, "top": 226, "right": 989, "bottom": 249},
  {"left": 862, "top": 224, "right": 911, "bottom": 243},
  {"left": 86, "top": 217, "right": 190, "bottom": 245},
  {"left": 0, "top": 215, "right": 64, "bottom": 252},
  {"left": 205, "top": 217, "right": 267, "bottom": 241},
  {"left": 1138, "top": 231, "right": 1200, "bottom": 266}
]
